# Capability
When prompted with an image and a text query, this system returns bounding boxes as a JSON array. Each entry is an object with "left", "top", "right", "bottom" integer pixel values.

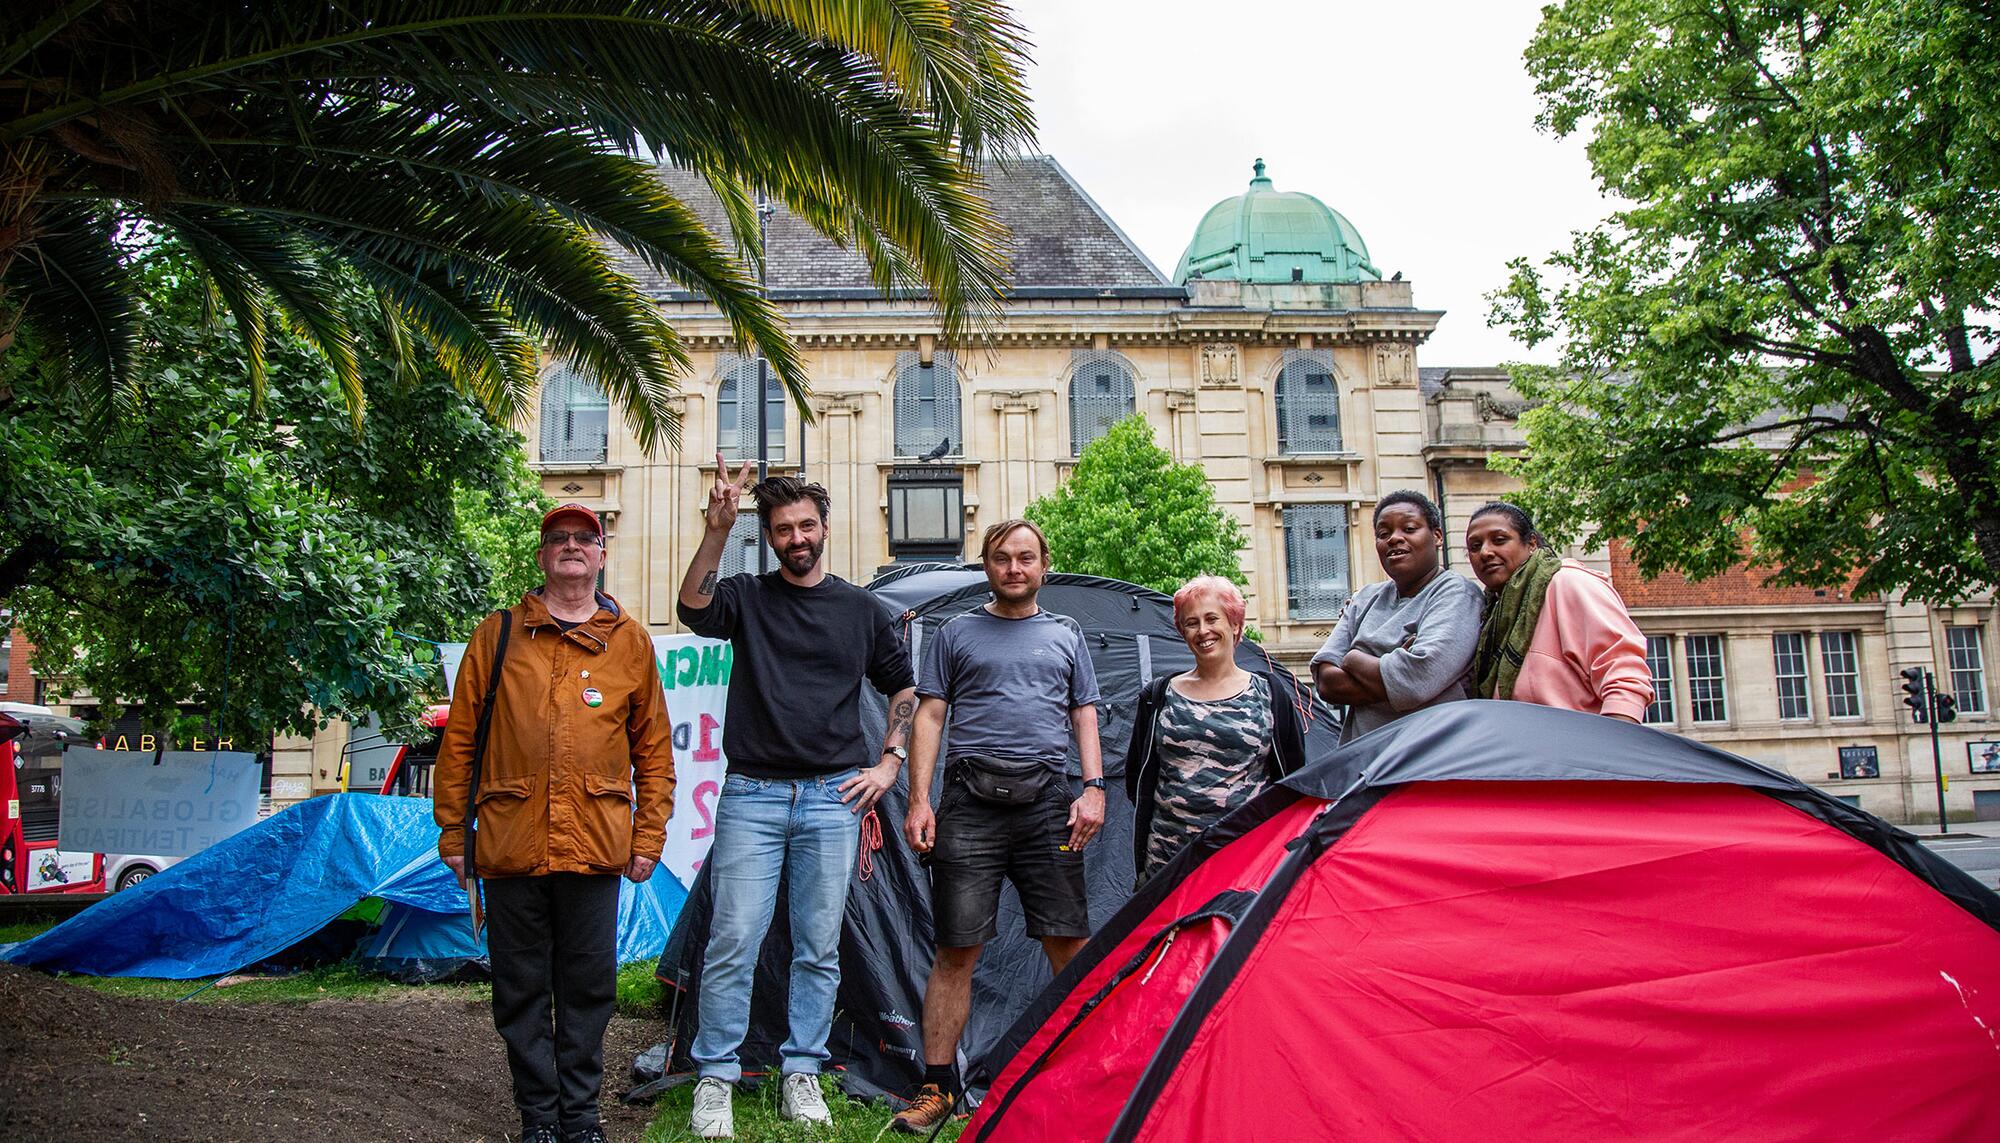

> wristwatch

[
  {"left": 883, "top": 745, "right": 909, "bottom": 762},
  {"left": 1081, "top": 777, "right": 1105, "bottom": 791}
]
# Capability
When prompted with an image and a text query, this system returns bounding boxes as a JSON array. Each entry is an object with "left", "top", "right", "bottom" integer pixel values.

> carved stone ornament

[
  {"left": 1374, "top": 342, "right": 1415, "bottom": 388},
  {"left": 988, "top": 389, "right": 1041, "bottom": 412},
  {"left": 811, "top": 393, "right": 866, "bottom": 416},
  {"left": 1475, "top": 393, "right": 1535, "bottom": 423},
  {"left": 1200, "top": 343, "right": 1241, "bottom": 388}
]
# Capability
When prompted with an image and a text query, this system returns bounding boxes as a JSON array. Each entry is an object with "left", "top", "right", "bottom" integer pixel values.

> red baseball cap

[{"left": 541, "top": 502, "right": 603, "bottom": 536}]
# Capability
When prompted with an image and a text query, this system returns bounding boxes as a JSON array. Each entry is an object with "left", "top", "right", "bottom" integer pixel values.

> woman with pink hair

[{"left": 1124, "top": 576, "right": 1307, "bottom": 888}]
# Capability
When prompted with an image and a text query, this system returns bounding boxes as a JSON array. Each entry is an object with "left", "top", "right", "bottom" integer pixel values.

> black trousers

[{"left": 484, "top": 872, "right": 620, "bottom": 1133}]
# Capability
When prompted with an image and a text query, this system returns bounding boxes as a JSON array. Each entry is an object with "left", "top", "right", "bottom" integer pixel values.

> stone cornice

[{"left": 651, "top": 301, "right": 1442, "bottom": 349}]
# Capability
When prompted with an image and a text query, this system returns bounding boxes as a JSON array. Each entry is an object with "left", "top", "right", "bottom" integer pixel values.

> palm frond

[
  {"left": 152, "top": 206, "right": 363, "bottom": 421},
  {"left": 2, "top": 0, "right": 1038, "bottom": 434},
  {"left": 1, "top": 201, "right": 139, "bottom": 410},
  {"left": 158, "top": 215, "right": 272, "bottom": 404},
  {"left": 345, "top": 249, "right": 542, "bottom": 425}
]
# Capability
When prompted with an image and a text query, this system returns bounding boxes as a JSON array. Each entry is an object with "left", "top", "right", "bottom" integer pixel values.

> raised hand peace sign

[{"left": 705, "top": 451, "right": 755, "bottom": 534}]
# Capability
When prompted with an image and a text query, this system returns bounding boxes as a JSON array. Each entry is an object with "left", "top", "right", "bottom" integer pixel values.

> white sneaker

[
  {"left": 780, "top": 1072, "right": 834, "bottom": 1126},
  {"left": 690, "top": 1076, "right": 734, "bottom": 1139}
]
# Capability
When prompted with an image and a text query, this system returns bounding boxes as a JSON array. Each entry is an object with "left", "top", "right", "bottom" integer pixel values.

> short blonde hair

[
  {"left": 1172, "top": 576, "right": 1247, "bottom": 632},
  {"left": 980, "top": 518, "right": 1050, "bottom": 564}
]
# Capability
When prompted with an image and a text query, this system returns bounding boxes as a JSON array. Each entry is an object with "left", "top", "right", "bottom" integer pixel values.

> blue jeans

[{"left": 691, "top": 769, "right": 861, "bottom": 1081}]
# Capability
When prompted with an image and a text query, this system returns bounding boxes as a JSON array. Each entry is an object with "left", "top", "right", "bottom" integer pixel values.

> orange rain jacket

[{"left": 434, "top": 589, "right": 675, "bottom": 877}]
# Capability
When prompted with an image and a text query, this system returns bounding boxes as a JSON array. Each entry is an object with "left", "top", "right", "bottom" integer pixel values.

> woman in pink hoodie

[{"left": 1464, "top": 502, "right": 1653, "bottom": 722}]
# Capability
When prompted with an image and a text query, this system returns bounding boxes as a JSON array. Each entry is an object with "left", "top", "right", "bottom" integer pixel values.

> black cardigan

[{"left": 1124, "top": 664, "right": 1309, "bottom": 877}]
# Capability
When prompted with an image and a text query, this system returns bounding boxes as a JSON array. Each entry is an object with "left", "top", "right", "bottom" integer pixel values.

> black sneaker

[
  {"left": 522, "top": 1125, "right": 561, "bottom": 1143},
  {"left": 564, "top": 1127, "right": 607, "bottom": 1143}
]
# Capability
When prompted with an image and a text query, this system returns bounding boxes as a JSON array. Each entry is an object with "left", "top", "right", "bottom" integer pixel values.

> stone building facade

[{"left": 522, "top": 156, "right": 1997, "bottom": 825}]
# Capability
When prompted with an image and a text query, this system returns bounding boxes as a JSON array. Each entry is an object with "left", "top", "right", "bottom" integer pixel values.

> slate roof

[{"left": 621, "top": 156, "right": 1176, "bottom": 299}]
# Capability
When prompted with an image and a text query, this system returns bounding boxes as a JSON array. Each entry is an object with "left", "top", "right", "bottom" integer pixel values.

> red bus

[{"left": 0, "top": 703, "right": 104, "bottom": 895}]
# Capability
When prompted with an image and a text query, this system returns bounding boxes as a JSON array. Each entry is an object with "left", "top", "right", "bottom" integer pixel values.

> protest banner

[
  {"left": 652, "top": 633, "right": 732, "bottom": 886},
  {"left": 57, "top": 748, "right": 262, "bottom": 857}
]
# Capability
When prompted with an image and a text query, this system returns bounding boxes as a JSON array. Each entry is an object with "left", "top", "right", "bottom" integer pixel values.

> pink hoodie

[{"left": 1510, "top": 561, "right": 1654, "bottom": 721}]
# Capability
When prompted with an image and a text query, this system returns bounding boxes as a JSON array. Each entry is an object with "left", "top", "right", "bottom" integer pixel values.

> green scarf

[{"left": 1474, "top": 547, "right": 1561, "bottom": 701}]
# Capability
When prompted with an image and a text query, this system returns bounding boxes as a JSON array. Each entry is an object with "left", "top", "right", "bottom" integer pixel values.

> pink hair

[{"left": 1172, "top": 575, "right": 1247, "bottom": 632}]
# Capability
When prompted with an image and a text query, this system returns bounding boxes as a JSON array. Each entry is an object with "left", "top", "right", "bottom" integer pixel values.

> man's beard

[{"left": 779, "top": 536, "right": 825, "bottom": 576}]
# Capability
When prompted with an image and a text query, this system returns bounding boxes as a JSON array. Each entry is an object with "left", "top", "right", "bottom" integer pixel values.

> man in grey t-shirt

[{"left": 891, "top": 519, "right": 1104, "bottom": 1133}]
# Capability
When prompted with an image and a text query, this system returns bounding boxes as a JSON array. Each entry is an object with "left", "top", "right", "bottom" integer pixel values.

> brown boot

[{"left": 890, "top": 1083, "right": 958, "bottom": 1134}]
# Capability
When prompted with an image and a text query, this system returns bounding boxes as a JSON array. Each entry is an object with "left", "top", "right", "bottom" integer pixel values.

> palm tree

[{"left": 0, "top": 1, "right": 1034, "bottom": 449}]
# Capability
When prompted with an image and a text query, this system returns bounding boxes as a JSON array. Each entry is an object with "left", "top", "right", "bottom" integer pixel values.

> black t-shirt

[{"left": 677, "top": 571, "right": 915, "bottom": 779}]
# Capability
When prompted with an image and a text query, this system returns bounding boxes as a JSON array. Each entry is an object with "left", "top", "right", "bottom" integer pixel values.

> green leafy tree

[
  {"left": 0, "top": 243, "right": 544, "bottom": 741},
  {"left": 455, "top": 454, "right": 555, "bottom": 619},
  {"left": 0, "top": 1, "right": 1034, "bottom": 445},
  {"left": 1490, "top": 0, "right": 2000, "bottom": 602},
  {"left": 1026, "top": 415, "right": 1247, "bottom": 595}
]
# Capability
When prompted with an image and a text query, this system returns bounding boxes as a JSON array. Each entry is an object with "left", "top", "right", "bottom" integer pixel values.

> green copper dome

[{"left": 1174, "top": 160, "right": 1380, "bottom": 285}]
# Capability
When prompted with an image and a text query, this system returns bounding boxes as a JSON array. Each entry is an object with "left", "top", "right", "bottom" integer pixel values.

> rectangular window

[
  {"left": 1946, "top": 627, "right": 1988, "bottom": 714},
  {"left": 1686, "top": 634, "right": 1728, "bottom": 723},
  {"left": 1283, "top": 504, "right": 1351, "bottom": 619},
  {"left": 1820, "top": 631, "right": 1863, "bottom": 719},
  {"left": 1772, "top": 632, "right": 1811, "bottom": 720},
  {"left": 887, "top": 468, "right": 964, "bottom": 559},
  {"left": 1642, "top": 635, "right": 1675, "bottom": 724}
]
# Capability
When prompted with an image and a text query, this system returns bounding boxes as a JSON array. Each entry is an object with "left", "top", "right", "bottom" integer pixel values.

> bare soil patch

[{"left": 0, "top": 964, "right": 660, "bottom": 1142}]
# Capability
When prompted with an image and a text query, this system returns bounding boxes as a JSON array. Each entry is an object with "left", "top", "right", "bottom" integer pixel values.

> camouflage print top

[{"left": 1140, "top": 673, "right": 1273, "bottom": 885}]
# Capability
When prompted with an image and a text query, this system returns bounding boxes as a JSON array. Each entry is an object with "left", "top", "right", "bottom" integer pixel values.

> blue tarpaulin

[{"left": 1, "top": 793, "right": 686, "bottom": 978}]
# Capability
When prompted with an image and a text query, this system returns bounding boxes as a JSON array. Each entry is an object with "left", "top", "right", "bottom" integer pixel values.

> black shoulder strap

[{"left": 463, "top": 609, "right": 512, "bottom": 880}]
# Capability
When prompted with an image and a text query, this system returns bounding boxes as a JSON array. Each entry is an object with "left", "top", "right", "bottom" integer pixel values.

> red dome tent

[{"left": 966, "top": 701, "right": 2000, "bottom": 1142}]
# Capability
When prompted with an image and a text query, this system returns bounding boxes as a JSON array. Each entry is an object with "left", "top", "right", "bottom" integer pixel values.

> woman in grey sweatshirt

[{"left": 1311, "top": 491, "right": 1483, "bottom": 742}]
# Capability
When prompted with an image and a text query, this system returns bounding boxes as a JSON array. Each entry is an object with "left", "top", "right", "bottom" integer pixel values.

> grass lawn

[
  {"left": 0, "top": 918, "right": 55, "bottom": 945},
  {"left": 641, "top": 1075, "right": 966, "bottom": 1143},
  {"left": 6, "top": 916, "right": 674, "bottom": 1015},
  {"left": 71, "top": 961, "right": 484, "bottom": 1003}
]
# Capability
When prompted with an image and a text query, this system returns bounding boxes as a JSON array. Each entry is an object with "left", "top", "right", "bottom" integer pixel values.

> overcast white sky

[{"left": 1008, "top": 0, "right": 1616, "bottom": 367}]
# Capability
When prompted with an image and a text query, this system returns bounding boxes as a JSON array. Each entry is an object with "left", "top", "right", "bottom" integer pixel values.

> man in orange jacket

[{"left": 434, "top": 503, "right": 675, "bottom": 1143}]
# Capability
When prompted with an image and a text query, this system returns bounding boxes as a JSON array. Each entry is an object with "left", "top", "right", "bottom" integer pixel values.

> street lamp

[{"left": 753, "top": 190, "right": 774, "bottom": 572}]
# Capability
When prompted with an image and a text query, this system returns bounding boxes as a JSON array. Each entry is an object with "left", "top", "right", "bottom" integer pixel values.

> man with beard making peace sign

[{"left": 676, "top": 456, "right": 919, "bottom": 1138}]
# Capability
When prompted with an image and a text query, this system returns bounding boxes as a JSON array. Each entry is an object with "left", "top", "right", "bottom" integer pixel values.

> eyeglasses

[{"left": 541, "top": 529, "right": 603, "bottom": 548}]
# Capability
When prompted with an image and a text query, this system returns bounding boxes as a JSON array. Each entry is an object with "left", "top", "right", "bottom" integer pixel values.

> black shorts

[{"left": 929, "top": 769, "right": 1090, "bottom": 948}]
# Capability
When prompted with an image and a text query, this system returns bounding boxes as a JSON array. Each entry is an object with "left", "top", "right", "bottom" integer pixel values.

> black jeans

[{"left": 484, "top": 872, "right": 620, "bottom": 1134}]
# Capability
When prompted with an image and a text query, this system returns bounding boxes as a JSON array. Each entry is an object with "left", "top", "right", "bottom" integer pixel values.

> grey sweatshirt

[{"left": 1311, "top": 571, "right": 1484, "bottom": 742}]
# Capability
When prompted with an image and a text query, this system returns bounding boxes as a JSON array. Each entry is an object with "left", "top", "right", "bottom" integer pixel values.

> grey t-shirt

[
  {"left": 1311, "top": 571, "right": 1483, "bottom": 742},
  {"left": 919, "top": 607, "right": 1101, "bottom": 766}
]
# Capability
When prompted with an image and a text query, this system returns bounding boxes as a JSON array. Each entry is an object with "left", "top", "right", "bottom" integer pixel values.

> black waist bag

[{"left": 957, "top": 754, "right": 1056, "bottom": 807}]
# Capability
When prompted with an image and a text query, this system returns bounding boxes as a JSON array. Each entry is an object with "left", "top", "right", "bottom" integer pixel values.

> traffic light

[
  {"left": 1900, "top": 667, "right": 1929, "bottom": 723},
  {"left": 1935, "top": 689, "right": 1958, "bottom": 724}
]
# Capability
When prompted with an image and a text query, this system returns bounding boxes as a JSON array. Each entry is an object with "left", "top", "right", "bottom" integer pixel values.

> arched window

[
  {"left": 717, "top": 513, "right": 763, "bottom": 578},
  {"left": 1283, "top": 504, "right": 1351, "bottom": 618},
  {"left": 893, "top": 351, "right": 960, "bottom": 458},
  {"left": 1069, "top": 349, "right": 1136, "bottom": 455},
  {"left": 1274, "top": 349, "right": 1342, "bottom": 454},
  {"left": 716, "top": 354, "right": 785, "bottom": 463},
  {"left": 539, "top": 363, "right": 608, "bottom": 464}
]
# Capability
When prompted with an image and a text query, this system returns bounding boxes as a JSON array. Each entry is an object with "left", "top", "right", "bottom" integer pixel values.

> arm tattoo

[
  {"left": 887, "top": 697, "right": 915, "bottom": 744},
  {"left": 698, "top": 570, "right": 717, "bottom": 595}
]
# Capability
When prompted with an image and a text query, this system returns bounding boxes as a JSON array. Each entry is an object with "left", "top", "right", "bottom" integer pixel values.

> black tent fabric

[
  {"left": 649, "top": 567, "right": 1342, "bottom": 1100},
  {"left": 965, "top": 701, "right": 2000, "bottom": 1142}
]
